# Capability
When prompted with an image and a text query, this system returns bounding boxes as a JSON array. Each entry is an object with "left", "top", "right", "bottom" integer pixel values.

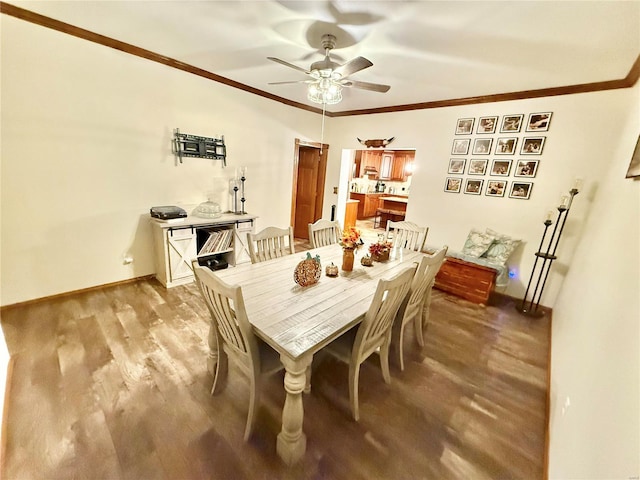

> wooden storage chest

[{"left": 434, "top": 256, "right": 497, "bottom": 305}]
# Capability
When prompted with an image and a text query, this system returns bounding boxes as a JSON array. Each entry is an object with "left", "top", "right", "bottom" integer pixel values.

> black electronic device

[{"left": 150, "top": 205, "right": 187, "bottom": 220}]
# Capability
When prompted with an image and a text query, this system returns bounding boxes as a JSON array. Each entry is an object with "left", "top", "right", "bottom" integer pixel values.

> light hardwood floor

[{"left": 1, "top": 268, "right": 550, "bottom": 479}]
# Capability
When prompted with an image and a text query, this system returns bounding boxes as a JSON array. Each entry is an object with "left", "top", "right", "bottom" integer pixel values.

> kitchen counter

[{"left": 380, "top": 196, "right": 408, "bottom": 203}]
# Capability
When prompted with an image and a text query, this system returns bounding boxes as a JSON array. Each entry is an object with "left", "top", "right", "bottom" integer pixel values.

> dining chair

[
  {"left": 386, "top": 220, "right": 429, "bottom": 252},
  {"left": 247, "top": 226, "right": 295, "bottom": 264},
  {"left": 323, "top": 265, "right": 416, "bottom": 421},
  {"left": 308, "top": 219, "right": 341, "bottom": 249},
  {"left": 193, "top": 264, "right": 284, "bottom": 441},
  {"left": 392, "top": 246, "right": 448, "bottom": 371}
]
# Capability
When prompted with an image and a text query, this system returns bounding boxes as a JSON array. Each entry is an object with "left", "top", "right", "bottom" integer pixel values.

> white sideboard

[{"left": 151, "top": 213, "right": 257, "bottom": 288}]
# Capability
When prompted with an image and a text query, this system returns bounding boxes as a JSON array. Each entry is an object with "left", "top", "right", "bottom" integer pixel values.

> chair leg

[
  {"left": 211, "top": 350, "right": 229, "bottom": 395},
  {"left": 244, "top": 376, "right": 260, "bottom": 441},
  {"left": 414, "top": 312, "right": 425, "bottom": 347},
  {"left": 398, "top": 322, "right": 406, "bottom": 372},
  {"left": 391, "top": 320, "right": 405, "bottom": 371},
  {"left": 380, "top": 339, "right": 392, "bottom": 384},
  {"left": 348, "top": 362, "right": 361, "bottom": 421}
]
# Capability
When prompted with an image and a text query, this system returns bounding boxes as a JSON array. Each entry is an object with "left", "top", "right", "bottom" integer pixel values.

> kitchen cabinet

[
  {"left": 344, "top": 200, "right": 358, "bottom": 229},
  {"left": 350, "top": 193, "right": 383, "bottom": 219},
  {"left": 379, "top": 153, "right": 393, "bottom": 180},
  {"left": 360, "top": 150, "right": 382, "bottom": 178},
  {"left": 391, "top": 150, "right": 415, "bottom": 181}
]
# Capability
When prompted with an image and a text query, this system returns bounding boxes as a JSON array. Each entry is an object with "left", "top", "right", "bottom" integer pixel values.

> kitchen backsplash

[{"left": 350, "top": 177, "right": 411, "bottom": 194}]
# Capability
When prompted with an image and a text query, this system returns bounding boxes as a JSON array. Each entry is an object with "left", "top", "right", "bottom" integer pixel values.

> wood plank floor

[{"left": 1, "top": 272, "right": 550, "bottom": 479}]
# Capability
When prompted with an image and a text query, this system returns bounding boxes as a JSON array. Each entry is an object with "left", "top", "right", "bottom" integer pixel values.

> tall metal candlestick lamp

[
  {"left": 240, "top": 166, "right": 247, "bottom": 214},
  {"left": 517, "top": 178, "right": 583, "bottom": 317}
]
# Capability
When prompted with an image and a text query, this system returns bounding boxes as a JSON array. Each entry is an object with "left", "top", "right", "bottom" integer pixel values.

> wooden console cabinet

[{"left": 151, "top": 213, "right": 256, "bottom": 287}]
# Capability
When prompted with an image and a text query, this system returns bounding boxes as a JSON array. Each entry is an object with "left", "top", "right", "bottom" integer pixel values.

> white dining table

[{"left": 212, "top": 243, "right": 424, "bottom": 465}]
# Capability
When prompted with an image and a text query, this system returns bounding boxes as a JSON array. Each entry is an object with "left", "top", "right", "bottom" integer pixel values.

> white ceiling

[{"left": 8, "top": 0, "right": 640, "bottom": 113}]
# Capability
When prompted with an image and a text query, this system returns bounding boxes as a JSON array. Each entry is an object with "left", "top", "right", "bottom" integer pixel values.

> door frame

[{"left": 290, "top": 138, "right": 329, "bottom": 232}]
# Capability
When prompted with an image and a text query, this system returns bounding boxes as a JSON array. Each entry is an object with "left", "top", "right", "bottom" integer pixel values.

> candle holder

[
  {"left": 516, "top": 187, "right": 580, "bottom": 317},
  {"left": 240, "top": 166, "right": 247, "bottom": 215}
]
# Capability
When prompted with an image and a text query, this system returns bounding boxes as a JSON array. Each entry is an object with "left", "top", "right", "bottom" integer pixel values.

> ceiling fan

[{"left": 267, "top": 34, "right": 390, "bottom": 105}]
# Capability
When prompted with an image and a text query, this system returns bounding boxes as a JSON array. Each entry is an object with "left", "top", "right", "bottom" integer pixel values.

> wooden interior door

[{"left": 291, "top": 139, "right": 328, "bottom": 239}]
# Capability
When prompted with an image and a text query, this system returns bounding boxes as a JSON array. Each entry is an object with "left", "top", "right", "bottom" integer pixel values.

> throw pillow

[
  {"left": 483, "top": 228, "right": 521, "bottom": 264},
  {"left": 461, "top": 228, "right": 496, "bottom": 257}
]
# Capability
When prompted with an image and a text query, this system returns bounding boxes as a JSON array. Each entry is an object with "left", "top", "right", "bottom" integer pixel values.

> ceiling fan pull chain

[{"left": 320, "top": 102, "right": 326, "bottom": 155}]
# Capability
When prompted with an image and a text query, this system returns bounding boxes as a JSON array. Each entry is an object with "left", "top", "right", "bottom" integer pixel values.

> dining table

[{"left": 211, "top": 243, "right": 424, "bottom": 465}]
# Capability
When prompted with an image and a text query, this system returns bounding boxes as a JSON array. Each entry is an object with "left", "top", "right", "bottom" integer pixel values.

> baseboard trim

[{"left": 0, "top": 275, "right": 157, "bottom": 312}]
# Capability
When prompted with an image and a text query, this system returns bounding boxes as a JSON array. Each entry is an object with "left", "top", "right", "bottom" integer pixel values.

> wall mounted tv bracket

[{"left": 173, "top": 128, "right": 226, "bottom": 165}]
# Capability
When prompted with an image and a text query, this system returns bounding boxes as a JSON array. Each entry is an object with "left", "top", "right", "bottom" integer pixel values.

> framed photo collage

[{"left": 446, "top": 112, "right": 551, "bottom": 199}]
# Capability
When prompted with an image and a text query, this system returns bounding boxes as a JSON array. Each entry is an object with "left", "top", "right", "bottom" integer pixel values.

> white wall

[
  {"left": 0, "top": 16, "right": 322, "bottom": 305},
  {"left": 547, "top": 83, "right": 639, "bottom": 479},
  {"left": 1, "top": 10, "right": 639, "bottom": 478},
  {"left": 326, "top": 89, "right": 635, "bottom": 304}
]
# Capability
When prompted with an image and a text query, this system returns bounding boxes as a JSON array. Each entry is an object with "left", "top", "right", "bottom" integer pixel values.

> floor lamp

[{"left": 517, "top": 179, "right": 583, "bottom": 317}]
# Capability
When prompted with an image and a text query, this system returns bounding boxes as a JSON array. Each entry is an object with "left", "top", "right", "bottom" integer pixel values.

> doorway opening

[
  {"left": 340, "top": 148, "right": 416, "bottom": 242},
  {"left": 290, "top": 139, "right": 328, "bottom": 245}
]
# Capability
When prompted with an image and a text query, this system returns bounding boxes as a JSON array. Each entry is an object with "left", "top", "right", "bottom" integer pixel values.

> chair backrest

[
  {"left": 386, "top": 221, "right": 428, "bottom": 252},
  {"left": 399, "top": 246, "right": 449, "bottom": 324},
  {"left": 354, "top": 266, "right": 416, "bottom": 359},
  {"left": 247, "top": 226, "right": 295, "bottom": 264},
  {"left": 193, "top": 264, "right": 260, "bottom": 374},
  {"left": 308, "top": 219, "right": 342, "bottom": 249}
]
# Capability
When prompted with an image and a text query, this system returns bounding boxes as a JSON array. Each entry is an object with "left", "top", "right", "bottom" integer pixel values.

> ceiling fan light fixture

[{"left": 307, "top": 80, "right": 343, "bottom": 105}]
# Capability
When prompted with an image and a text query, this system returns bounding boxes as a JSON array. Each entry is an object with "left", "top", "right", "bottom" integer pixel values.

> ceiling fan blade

[
  {"left": 267, "top": 57, "right": 310, "bottom": 75},
  {"left": 333, "top": 56, "right": 373, "bottom": 78},
  {"left": 268, "top": 80, "right": 312, "bottom": 85},
  {"left": 342, "top": 80, "right": 391, "bottom": 93}
]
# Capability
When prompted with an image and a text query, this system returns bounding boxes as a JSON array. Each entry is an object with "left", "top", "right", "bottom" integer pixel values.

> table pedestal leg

[{"left": 277, "top": 354, "right": 311, "bottom": 465}]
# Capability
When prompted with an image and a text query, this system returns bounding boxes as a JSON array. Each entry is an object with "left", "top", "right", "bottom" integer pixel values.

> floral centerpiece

[
  {"left": 339, "top": 227, "right": 361, "bottom": 271},
  {"left": 369, "top": 240, "right": 393, "bottom": 262},
  {"left": 339, "top": 227, "right": 361, "bottom": 250}
]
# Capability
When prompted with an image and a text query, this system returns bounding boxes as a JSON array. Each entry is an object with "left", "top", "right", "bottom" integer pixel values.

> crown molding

[{"left": 2, "top": 2, "right": 638, "bottom": 118}]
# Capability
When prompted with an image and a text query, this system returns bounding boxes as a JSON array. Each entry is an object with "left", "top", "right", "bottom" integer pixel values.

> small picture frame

[
  {"left": 495, "top": 137, "right": 518, "bottom": 155},
  {"left": 473, "top": 138, "right": 493, "bottom": 155},
  {"left": 526, "top": 112, "right": 552, "bottom": 132},
  {"left": 514, "top": 159, "right": 539, "bottom": 178},
  {"left": 448, "top": 158, "right": 466, "bottom": 174},
  {"left": 509, "top": 181, "right": 533, "bottom": 199},
  {"left": 500, "top": 114, "right": 524, "bottom": 133},
  {"left": 477, "top": 116, "right": 498, "bottom": 134},
  {"left": 452, "top": 138, "right": 471, "bottom": 155},
  {"left": 468, "top": 159, "right": 488, "bottom": 175},
  {"left": 520, "top": 137, "right": 545, "bottom": 155},
  {"left": 490, "top": 159, "right": 512, "bottom": 176},
  {"left": 444, "top": 177, "right": 462, "bottom": 193},
  {"left": 455, "top": 118, "right": 474, "bottom": 135},
  {"left": 464, "top": 178, "right": 484, "bottom": 195},
  {"left": 486, "top": 180, "right": 507, "bottom": 197}
]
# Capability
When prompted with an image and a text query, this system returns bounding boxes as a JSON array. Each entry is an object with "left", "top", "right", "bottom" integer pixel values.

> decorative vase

[{"left": 342, "top": 247, "right": 355, "bottom": 271}]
